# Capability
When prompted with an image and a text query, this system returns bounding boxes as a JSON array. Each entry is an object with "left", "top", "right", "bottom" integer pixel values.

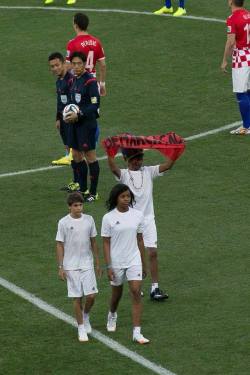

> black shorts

[
  {"left": 59, "top": 120, "right": 70, "bottom": 146},
  {"left": 68, "top": 122, "right": 97, "bottom": 152}
]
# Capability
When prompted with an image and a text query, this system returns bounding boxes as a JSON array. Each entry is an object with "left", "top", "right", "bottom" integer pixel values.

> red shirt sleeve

[
  {"left": 226, "top": 15, "right": 236, "bottom": 34},
  {"left": 95, "top": 39, "right": 105, "bottom": 61}
]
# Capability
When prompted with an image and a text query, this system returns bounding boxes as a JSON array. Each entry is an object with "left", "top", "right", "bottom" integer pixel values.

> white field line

[
  {"left": 0, "top": 5, "right": 225, "bottom": 24},
  {"left": 0, "top": 121, "right": 242, "bottom": 179},
  {"left": 0, "top": 276, "right": 176, "bottom": 375}
]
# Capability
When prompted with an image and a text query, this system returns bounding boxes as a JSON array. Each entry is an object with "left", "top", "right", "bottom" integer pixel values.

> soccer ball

[{"left": 63, "top": 104, "right": 80, "bottom": 121}]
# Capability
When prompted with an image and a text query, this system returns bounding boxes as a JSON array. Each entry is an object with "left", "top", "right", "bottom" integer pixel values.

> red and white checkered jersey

[
  {"left": 66, "top": 34, "right": 105, "bottom": 75},
  {"left": 226, "top": 8, "right": 250, "bottom": 49},
  {"left": 232, "top": 48, "right": 250, "bottom": 68},
  {"left": 227, "top": 8, "right": 250, "bottom": 68}
]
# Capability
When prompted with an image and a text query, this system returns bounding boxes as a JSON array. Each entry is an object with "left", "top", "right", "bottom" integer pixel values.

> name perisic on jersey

[{"left": 80, "top": 40, "right": 97, "bottom": 48}]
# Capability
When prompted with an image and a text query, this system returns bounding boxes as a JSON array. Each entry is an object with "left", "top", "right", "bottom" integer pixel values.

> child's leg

[
  {"left": 73, "top": 297, "right": 83, "bottom": 325},
  {"left": 84, "top": 293, "right": 96, "bottom": 314},
  {"left": 128, "top": 280, "right": 142, "bottom": 327},
  {"left": 110, "top": 285, "right": 123, "bottom": 312},
  {"left": 148, "top": 247, "right": 159, "bottom": 284}
]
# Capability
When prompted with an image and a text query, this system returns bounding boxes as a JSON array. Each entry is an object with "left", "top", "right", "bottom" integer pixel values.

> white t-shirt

[
  {"left": 101, "top": 207, "right": 144, "bottom": 268},
  {"left": 116, "top": 166, "right": 163, "bottom": 219},
  {"left": 56, "top": 213, "right": 97, "bottom": 271}
]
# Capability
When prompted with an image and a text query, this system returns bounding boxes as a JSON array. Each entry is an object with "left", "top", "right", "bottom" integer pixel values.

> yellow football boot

[
  {"left": 173, "top": 7, "right": 187, "bottom": 17},
  {"left": 154, "top": 6, "right": 173, "bottom": 15},
  {"left": 51, "top": 155, "right": 71, "bottom": 166},
  {"left": 44, "top": 0, "right": 54, "bottom": 4},
  {"left": 67, "top": 0, "right": 76, "bottom": 5}
]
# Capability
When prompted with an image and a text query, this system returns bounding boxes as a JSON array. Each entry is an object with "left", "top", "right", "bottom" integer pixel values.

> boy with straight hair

[{"left": 55, "top": 192, "right": 101, "bottom": 342}]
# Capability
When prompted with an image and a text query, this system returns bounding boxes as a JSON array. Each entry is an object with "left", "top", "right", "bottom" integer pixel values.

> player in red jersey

[
  {"left": 66, "top": 13, "right": 106, "bottom": 97},
  {"left": 221, "top": 0, "right": 250, "bottom": 135}
]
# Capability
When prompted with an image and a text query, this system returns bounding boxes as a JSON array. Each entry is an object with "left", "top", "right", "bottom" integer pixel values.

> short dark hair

[
  {"left": 73, "top": 13, "right": 89, "bottom": 31},
  {"left": 67, "top": 192, "right": 84, "bottom": 206},
  {"left": 233, "top": 0, "right": 244, "bottom": 6},
  {"left": 121, "top": 148, "right": 144, "bottom": 161},
  {"left": 106, "top": 184, "right": 135, "bottom": 211},
  {"left": 70, "top": 51, "right": 87, "bottom": 63},
  {"left": 48, "top": 52, "right": 64, "bottom": 63}
]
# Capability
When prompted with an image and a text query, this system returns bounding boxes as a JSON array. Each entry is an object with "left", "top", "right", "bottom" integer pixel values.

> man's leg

[
  {"left": 85, "top": 150, "right": 100, "bottom": 202},
  {"left": 71, "top": 149, "right": 88, "bottom": 193},
  {"left": 231, "top": 67, "right": 250, "bottom": 134},
  {"left": 154, "top": 1, "right": 173, "bottom": 15}
]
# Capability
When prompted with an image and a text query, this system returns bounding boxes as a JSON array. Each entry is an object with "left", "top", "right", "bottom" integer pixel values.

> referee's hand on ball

[{"left": 64, "top": 112, "right": 78, "bottom": 123}]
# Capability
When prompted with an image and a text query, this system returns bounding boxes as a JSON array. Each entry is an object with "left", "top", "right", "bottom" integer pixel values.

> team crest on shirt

[
  {"left": 75, "top": 93, "right": 81, "bottom": 103},
  {"left": 91, "top": 97, "right": 98, "bottom": 104},
  {"left": 115, "top": 221, "right": 120, "bottom": 225},
  {"left": 70, "top": 227, "right": 74, "bottom": 230},
  {"left": 60, "top": 95, "right": 67, "bottom": 104}
]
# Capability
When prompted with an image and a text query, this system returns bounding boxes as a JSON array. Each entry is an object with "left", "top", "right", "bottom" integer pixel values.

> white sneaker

[
  {"left": 230, "top": 126, "right": 250, "bottom": 135},
  {"left": 78, "top": 325, "right": 89, "bottom": 342},
  {"left": 84, "top": 317, "right": 92, "bottom": 334},
  {"left": 133, "top": 333, "right": 150, "bottom": 344},
  {"left": 106, "top": 312, "right": 117, "bottom": 332}
]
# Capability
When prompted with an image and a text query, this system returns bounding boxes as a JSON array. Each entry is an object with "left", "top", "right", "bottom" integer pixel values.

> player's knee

[
  {"left": 86, "top": 293, "right": 96, "bottom": 303},
  {"left": 130, "top": 288, "right": 141, "bottom": 303}
]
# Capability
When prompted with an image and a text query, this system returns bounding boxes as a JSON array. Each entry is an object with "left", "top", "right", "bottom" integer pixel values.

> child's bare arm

[
  {"left": 90, "top": 237, "right": 102, "bottom": 277},
  {"left": 107, "top": 155, "right": 121, "bottom": 178},
  {"left": 56, "top": 241, "right": 66, "bottom": 281}
]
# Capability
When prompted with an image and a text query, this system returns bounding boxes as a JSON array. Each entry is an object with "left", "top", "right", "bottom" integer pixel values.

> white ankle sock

[{"left": 151, "top": 283, "right": 158, "bottom": 292}]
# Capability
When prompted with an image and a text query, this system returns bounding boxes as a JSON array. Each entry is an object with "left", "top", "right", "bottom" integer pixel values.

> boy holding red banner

[{"left": 102, "top": 133, "right": 185, "bottom": 301}]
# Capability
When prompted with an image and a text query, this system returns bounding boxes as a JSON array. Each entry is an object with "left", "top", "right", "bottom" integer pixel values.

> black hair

[
  {"left": 121, "top": 148, "right": 144, "bottom": 161},
  {"left": 48, "top": 52, "right": 64, "bottom": 63},
  {"left": 106, "top": 184, "right": 135, "bottom": 211},
  {"left": 67, "top": 192, "right": 84, "bottom": 206},
  {"left": 70, "top": 51, "right": 87, "bottom": 63},
  {"left": 233, "top": 0, "right": 244, "bottom": 6},
  {"left": 73, "top": 13, "right": 89, "bottom": 31}
]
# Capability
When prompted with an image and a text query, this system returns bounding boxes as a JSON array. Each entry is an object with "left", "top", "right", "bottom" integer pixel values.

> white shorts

[
  {"left": 232, "top": 66, "right": 250, "bottom": 92},
  {"left": 142, "top": 217, "right": 157, "bottom": 248},
  {"left": 111, "top": 264, "right": 142, "bottom": 286},
  {"left": 65, "top": 269, "right": 98, "bottom": 298}
]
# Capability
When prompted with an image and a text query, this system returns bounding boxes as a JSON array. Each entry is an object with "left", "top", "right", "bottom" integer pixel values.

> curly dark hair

[{"left": 106, "top": 184, "right": 135, "bottom": 211}]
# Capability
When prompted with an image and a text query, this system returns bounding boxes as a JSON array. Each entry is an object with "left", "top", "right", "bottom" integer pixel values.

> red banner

[{"left": 102, "top": 132, "right": 185, "bottom": 161}]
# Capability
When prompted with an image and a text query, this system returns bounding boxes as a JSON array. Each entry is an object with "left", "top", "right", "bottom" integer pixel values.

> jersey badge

[
  {"left": 75, "top": 93, "right": 81, "bottom": 103},
  {"left": 60, "top": 95, "right": 67, "bottom": 104},
  {"left": 91, "top": 97, "right": 98, "bottom": 104}
]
